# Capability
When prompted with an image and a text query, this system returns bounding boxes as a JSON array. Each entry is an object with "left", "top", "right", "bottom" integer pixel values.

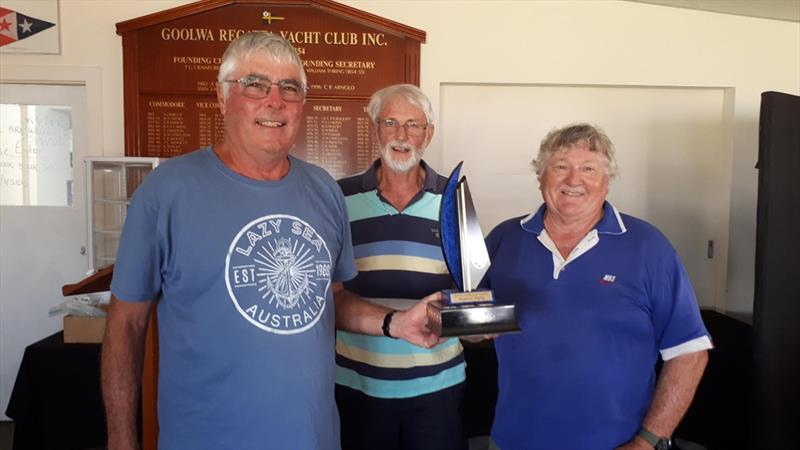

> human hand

[{"left": 391, "top": 291, "right": 443, "bottom": 349}]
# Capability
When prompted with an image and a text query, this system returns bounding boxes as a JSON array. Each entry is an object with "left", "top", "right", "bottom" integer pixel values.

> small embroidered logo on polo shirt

[{"left": 600, "top": 274, "right": 616, "bottom": 284}]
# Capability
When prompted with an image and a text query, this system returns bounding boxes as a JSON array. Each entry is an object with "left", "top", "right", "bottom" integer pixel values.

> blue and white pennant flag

[{"left": 0, "top": 6, "right": 55, "bottom": 47}]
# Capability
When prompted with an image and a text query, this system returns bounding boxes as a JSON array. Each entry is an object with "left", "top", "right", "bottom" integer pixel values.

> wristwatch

[{"left": 637, "top": 427, "right": 672, "bottom": 450}]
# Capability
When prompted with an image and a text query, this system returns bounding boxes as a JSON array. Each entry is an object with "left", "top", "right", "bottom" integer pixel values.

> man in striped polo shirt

[{"left": 334, "top": 84, "right": 467, "bottom": 450}]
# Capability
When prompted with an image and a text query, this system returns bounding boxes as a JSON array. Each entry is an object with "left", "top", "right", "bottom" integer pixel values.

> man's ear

[
  {"left": 216, "top": 83, "right": 227, "bottom": 115},
  {"left": 426, "top": 123, "right": 435, "bottom": 145}
]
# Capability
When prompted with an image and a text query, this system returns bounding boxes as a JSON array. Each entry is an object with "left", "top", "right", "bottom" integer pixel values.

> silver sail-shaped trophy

[{"left": 427, "top": 162, "right": 519, "bottom": 337}]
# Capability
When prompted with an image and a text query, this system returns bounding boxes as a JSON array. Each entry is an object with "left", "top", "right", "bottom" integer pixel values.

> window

[{"left": 0, "top": 103, "right": 74, "bottom": 206}]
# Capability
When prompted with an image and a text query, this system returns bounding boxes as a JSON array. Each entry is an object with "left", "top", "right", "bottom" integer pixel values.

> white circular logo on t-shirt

[{"left": 225, "top": 214, "right": 332, "bottom": 334}]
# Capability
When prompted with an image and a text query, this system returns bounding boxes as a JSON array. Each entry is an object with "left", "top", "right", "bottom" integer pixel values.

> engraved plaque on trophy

[{"left": 426, "top": 162, "right": 520, "bottom": 337}]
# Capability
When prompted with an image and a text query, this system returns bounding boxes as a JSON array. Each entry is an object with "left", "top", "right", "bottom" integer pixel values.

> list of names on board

[
  {"left": 119, "top": 1, "right": 422, "bottom": 177},
  {"left": 296, "top": 100, "right": 378, "bottom": 179}
]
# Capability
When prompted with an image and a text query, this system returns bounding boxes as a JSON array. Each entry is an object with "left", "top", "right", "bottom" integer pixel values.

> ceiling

[{"left": 627, "top": 0, "right": 800, "bottom": 22}]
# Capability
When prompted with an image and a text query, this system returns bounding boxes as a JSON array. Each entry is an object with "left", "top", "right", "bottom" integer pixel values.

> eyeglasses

[
  {"left": 224, "top": 75, "right": 307, "bottom": 102},
  {"left": 377, "top": 119, "right": 428, "bottom": 137}
]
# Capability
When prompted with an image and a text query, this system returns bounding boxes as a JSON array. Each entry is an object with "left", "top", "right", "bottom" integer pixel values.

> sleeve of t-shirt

[
  {"left": 331, "top": 183, "right": 357, "bottom": 283},
  {"left": 110, "top": 176, "right": 164, "bottom": 303},
  {"left": 650, "top": 250, "right": 713, "bottom": 360}
]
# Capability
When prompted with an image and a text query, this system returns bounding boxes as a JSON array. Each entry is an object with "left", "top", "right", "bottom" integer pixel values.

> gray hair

[
  {"left": 533, "top": 123, "right": 619, "bottom": 180},
  {"left": 217, "top": 32, "right": 307, "bottom": 100},
  {"left": 367, "top": 84, "right": 434, "bottom": 124}
]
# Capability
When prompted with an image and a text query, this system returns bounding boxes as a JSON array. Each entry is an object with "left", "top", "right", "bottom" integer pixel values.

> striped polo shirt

[{"left": 335, "top": 159, "right": 466, "bottom": 399}]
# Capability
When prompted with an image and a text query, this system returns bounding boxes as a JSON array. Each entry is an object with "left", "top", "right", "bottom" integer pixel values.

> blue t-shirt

[
  {"left": 485, "top": 202, "right": 711, "bottom": 450},
  {"left": 111, "top": 148, "right": 357, "bottom": 450}
]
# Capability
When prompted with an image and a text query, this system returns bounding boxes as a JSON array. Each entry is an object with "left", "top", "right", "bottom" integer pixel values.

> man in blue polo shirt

[
  {"left": 484, "top": 123, "right": 712, "bottom": 450},
  {"left": 334, "top": 84, "right": 467, "bottom": 450}
]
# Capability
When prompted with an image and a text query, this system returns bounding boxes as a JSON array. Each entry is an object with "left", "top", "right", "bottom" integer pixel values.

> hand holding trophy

[{"left": 426, "top": 162, "right": 520, "bottom": 337}]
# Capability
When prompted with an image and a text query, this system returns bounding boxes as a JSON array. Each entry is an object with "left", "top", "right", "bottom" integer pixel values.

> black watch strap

[
  {"left": 637, "top": 427, "right": 672, "bottom": 449},
  {"left": 382, "top": 311, "right": 397, "bottom": 339}
]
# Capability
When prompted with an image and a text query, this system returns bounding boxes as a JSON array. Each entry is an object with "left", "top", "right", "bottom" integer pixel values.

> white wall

[
  {"left": 338, "top": 0, "right": 800, "bottom": 316},
  {"left": 0, "top": 0, "right": 798, "bottom": 419},
  {"left": 440, "top": 84, "right": 733, "bottom": 311}
]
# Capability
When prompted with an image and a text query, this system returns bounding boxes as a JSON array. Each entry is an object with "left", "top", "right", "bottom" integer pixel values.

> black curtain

[{"left": 753, "top": 91, "right": 800, "bottom": 449}]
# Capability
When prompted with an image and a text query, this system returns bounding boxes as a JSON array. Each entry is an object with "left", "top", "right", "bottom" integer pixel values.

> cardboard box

[{"left": 63, "top": 305, "right": 108, "bottom": 343}]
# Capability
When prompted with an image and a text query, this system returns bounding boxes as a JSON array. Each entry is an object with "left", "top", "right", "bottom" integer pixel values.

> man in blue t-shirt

[
  {"left": 484, "top": 123, "right": 712, "bottom": 450},
  {"left": 101, "top": 33, "right": 440, "bottom": 450}
]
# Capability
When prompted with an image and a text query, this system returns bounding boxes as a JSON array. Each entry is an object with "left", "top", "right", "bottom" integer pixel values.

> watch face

[{"left": 654, "top": 438, "right": 672, "bottom": 450}]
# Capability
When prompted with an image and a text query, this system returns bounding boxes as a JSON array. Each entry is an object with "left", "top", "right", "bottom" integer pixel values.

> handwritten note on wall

[{"left": 0, "top": 104, "right": 73, "bottom": 206}]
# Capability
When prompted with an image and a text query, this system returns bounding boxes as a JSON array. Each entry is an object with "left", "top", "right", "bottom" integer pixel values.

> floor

[
  {"left": 0, "top": 421, "right": 709, "bottom": 450},
  {"left": 0, "top": 421, "right": 13, "bottom": 450},
  {"left": 469, "top": 436, "right": 491, "bottom": 450},
  {"left": 0, "top": 421, "right": 482, "bottom": 450}
]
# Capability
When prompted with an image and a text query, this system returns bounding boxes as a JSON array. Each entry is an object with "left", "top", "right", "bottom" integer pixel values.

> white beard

[{"left": 380, "top": 140, "right": 424, "bottom": 173}]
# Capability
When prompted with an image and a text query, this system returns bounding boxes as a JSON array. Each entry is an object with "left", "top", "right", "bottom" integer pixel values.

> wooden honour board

[{"left": 116, "top": 0, "right": 426, "bottom": 179}]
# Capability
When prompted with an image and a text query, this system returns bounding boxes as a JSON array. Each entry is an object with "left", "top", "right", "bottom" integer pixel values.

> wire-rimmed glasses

[
  {"left": 376, "top": 118, "right": 429, "bottom": 137},
  {"left": 223, "top": 75, "right": 307, "bottom": 102}
]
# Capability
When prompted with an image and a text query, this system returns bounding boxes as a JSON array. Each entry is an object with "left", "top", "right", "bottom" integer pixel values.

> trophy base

[
  {"left": 442, "top": 288, "right": 495, "bottom": 305},
  {"left": 427, "top": 302, "right": 520, "bottom": 338}
]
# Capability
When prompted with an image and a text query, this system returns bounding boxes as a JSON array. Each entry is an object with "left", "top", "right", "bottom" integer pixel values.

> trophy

[{"left": 426, "top": 162, "right": 519, "bottom": 337}]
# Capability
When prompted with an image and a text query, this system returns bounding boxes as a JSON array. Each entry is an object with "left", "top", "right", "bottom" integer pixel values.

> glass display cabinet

[{"left": 85, "top": 157, "right": 160, "bottom": 272}]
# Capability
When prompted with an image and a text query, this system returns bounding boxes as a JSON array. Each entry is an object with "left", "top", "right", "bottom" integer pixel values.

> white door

[{"left": 0, "top": 83, "right": 89, "bottom": 419}]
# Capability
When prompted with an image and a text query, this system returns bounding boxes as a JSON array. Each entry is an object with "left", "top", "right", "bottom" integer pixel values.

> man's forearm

[
  {"left": 333, "top": 284, "right": 389, "bottom": 335},
  {"left": 642, "top": 350, "right": 709, "bottom": 437},
  {"left": 101, "top": 297, "right": 151, "bottom": 450},
  {"left": 332, "top": 282, "right": 440, "bottom": 348}
]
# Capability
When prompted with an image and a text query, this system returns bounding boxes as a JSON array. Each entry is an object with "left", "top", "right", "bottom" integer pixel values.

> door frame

[{"left": 0, "top": 65, "right": 104, "bottom": 421}]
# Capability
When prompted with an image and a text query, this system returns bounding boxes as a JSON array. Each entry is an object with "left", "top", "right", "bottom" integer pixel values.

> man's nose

[
  {"left": 264, "top": 85, "right": 284, "bottom": 108},
  {"left": 395, "top": 125, "right": 411, "bottom": 141},
  {"left": 565, "top": 168, "right": 582, "bottom": 184}
]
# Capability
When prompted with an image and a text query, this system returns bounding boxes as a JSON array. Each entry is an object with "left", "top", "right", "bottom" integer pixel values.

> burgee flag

[{"left": 0, "top": 6, "right": 55, "bottom": 47}]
